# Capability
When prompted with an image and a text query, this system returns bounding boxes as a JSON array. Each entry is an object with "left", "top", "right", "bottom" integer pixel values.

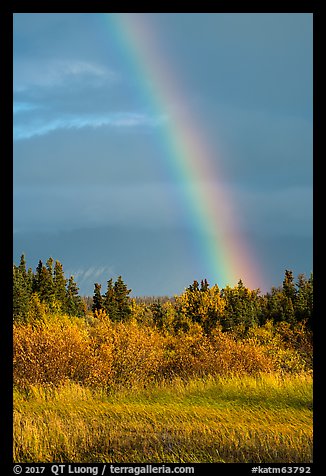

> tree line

[
  {"left": 13, "top": 255, "right": 85, "bottom": 320},
  {"left": 13, "top": 254, "right": 313, "bottom": 332}
]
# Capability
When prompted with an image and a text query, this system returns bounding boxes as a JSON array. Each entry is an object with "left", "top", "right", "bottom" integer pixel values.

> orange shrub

[
  {"left": 14, "top": 315, "right": 114, "bottom": 388},
  {"left": 109, "top": 319, "right": 165, "bottom": 386},
  {"left": 245, "top": 321, "right": 312, "bottom": 373},
  {"left": 159, "top": 324, "right": 211, "bottom": 379},
  {"left": 13, "top": 312, "right": 312, "bottom": 390},
  {"left": 159, "top": 324, "right": 274, "bottom": 379},
  {"left": 14, "top": 319, "right": 92, "bottom": 387},
  {"left": 206, "top": 329, "right": 275, "bottom": 375}
]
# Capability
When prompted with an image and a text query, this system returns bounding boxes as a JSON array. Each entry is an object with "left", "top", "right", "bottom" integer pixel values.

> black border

[{"left": 1, "top": 1, "right": 14, "bottom": 472}]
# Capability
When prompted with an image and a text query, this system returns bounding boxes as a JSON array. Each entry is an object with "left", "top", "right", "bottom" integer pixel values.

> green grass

[{"left": 13, "top": 373, "right": 313, "bottom": 463}]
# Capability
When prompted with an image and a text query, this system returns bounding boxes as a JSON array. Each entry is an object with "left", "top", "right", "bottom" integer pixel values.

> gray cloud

[
  {"left": 13, "top": 13, "right": 313, "bottom": 295},
  {"left": 14, "top": 58, "right": 117, "bottom": 92},
  {"left": 13, "top": 102, "right": 41, "bottom": 114},
  {"left": 14, "top": 111, "right": 167, "bottom": 140}
]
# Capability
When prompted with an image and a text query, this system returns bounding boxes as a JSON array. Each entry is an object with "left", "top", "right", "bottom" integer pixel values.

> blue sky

[{"left": 13, "top": 13, "right": 313, "bottom": 296}]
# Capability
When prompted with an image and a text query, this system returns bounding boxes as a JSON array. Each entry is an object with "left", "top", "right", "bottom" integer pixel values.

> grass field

[{"left": 13, "top": 373, "right": 313, "bottom": 463}]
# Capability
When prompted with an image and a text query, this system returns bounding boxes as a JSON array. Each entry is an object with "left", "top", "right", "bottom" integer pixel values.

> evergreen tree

[
  {"left": 46, "top": 257, "right": 54, "bottom": 275},
  {"left": 221, "top": 280, "right": 261, "bottom": 330},
  {"left": 283, "top": 296, "right": 295, "bottom": 324},
  {"left": 53, "top": 260, "right": 67, "bottom": 308},
  {"left": 45, "top": 257, "right": 55, "bottom": 306},
  {"left": 103, "top": 278, "right": 118, "bottom": 320},
  {"left": 92, "top": 283, "right": 104, "bottom": 315},
  {"left": 188, "top": 280, "right": 199, "bottom": 292},
  {"left": 203, "top": 284, "right": 225, "bottom": 334},
  {"left": 265, "top": 287, "right": 285, "bottom": 323},
  {"left": 38, "top": 266, "right": 55, "bottom": 305},
  {"left": 151, "top": 300, "right": 166, "bottom": 330},
  {"left": 13, "top": 255, "right": 34, "bottom": 320},
  {"left": 32, "top": 259, "right": 43, "bottom": 293},
  {"left": 200, "top": 279, "right": 209, "bottom": 292},
  {"left": 283, "top": 270, "right": 296, "bottom": 301},
  {"left": 18, "top": 253, "right": 27, "bottom": 278},
  {"left": 66, "top": 276, "right": 85, "bottom": 317},
  {"left": 294, "top": 273, "right": 313, "bottom": 326},
  {"left": 265, "top": 283, "right": 295, "bottom": 325},
  {"left": 13, "top": 264, "right": 30, "bottom": 320},
  {"left": 113, "top": 276, "right": 132, "bottom": 321},
  {"left": 32, "top": 258, "right": 60, "bottom": 308},
  {"left": 281, "top": 269, "right": 296, "bottom": 324},
  {"left": 180, "top": 280, "right": 202, "bottom": 323},
  {"left": 19, "top": 254, "right": 33, "bottom": 298},
  {"left": 26, "top": 267, "right": 34, "bottom": 295}
]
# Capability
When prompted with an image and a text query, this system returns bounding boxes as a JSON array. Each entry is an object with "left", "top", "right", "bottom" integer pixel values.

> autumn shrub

[
  {"left": 159, "top": 323, "right": 209, "bottom": 379},
  {"left": 159, "top": 321, "right": 311, "bottom": 379},
  {"left": 245, "top": 321, "right": 312, "bottom": 373},
  {"left": 14, "top": 313, "right": 114, "bottom": 388},
  {"left": 14, "top": 317, "right": 91, "bottom": 387},
  {"left": 14, "top": 311, "right": 312, "bottom": 391},
  {"left": 209, "top": 328, "right": 276, "bottom": 375},
  {"left": 14, "top": 313, "right": 166, "bottom": 389},
  {"left": 159, "top": 323, "right": 275, "bottom": 379},
  {"left": 109, "top": 318, "right": 165, "bottom": 387},
  {"left": 274, "top": 321, "right": 313, "bottom": 368}
]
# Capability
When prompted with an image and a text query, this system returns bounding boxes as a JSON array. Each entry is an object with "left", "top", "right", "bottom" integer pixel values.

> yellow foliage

[
  {"left": 93, "top": 308, "right": 109, "bottom": 321},
  {"left": 26, "top": 293, "right": 49, "bottom": 323},
  {"left": 109, "top": 319, "right": 165, "bottom": 386},
  {"left": 13, "top": 312, "right": 312, "bottom": 390}
]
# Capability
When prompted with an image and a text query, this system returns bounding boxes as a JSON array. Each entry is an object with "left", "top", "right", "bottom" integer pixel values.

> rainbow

[{"left": 102, "top": 13, "right": 265, "bottom": 290}]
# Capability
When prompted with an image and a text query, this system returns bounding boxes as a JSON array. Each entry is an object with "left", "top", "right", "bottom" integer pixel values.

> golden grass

[
  {"left": 13, "top": 314, "right": 312, "bottom": 462},
  {"left": 14, "top": 374, "right": 312, "bottom": 463}
]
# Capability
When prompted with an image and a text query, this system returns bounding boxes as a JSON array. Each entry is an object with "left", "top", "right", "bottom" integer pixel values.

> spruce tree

[
  {"left": 92, "top": 283, "right": 104, "bottom": 315},
  {"left": 13, "top": 255, "right": 35, "bottom": 320},
  {"left": 283, "top": 270, "right": 296, "bottom": 301},
  {"left": 113, "top": 276, "right": 132, "bottom": 321},
  {"left": 188, "top": 280, "right": 199, "bottom": 292},
  {"left": 45, "top": 257, "right": 55, "bottom": 306},
  {"left": 31, "top": 258, "right": 56, "bottom": 307},
  {"left": 53, "top": 260, "right": 67, "bottom": 309},
  {"left": 46, "top": 257, "right": 54, "bottom": 275},
  {"left": 66, "top": 276, "right": 85, "bottom": 317},
  {"left": 38, "top": 265, "right": 55, "bottom": 305},
  {"left": 295, "top": 273, "right": 313, "bottom": 325},
  {"left": 220, "top": 280, "right": 261, "bottom": 330},
  {"left": 281, "top": 270, "right": 296, "bottom": 323},
  {"left": 18, "top": 254, "right": 27, "bottom": 278},
  {"left": 103, "top": 278, "right": 118, "bottom": 320},
  {"left": 33, "top": 259, "right": 43, "bottom": 293},
  {"left": 200, "top": 279, "right": 209, "bottom": 292},
  {"left": 26, "top": 267, "right": 34, "bottom": 295}
]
